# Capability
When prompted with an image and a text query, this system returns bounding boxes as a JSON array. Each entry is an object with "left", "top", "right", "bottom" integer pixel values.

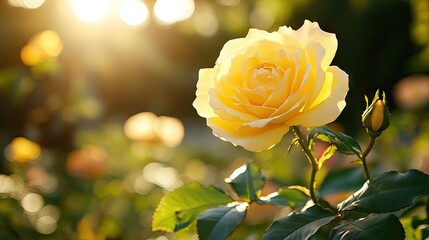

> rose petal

[
  {"left": 216, "top": 29, "right": 270, "bottom": 65},
  {"left": 210, "top": 89, "right": 259, "bottom": 122},
  {"left": 287, "top": 66, "right": 348, "bottom": 126},
  {"left": 207, "top": 117, "right": 290, "bottom": 152},
  {"left": 263, "top": 68, "right": 292, "bottom": 108},
  {"left": 300, "top": 42, "right": 327, "bottom": 111},
  {"left": 193, "top": 68, "right": 217, "bottom": 118},
  {"left": 267, "top": 92, "right": 308, "bottom": 124},
  {"left": 242, "top": 103, "right": 276, "bottom": 119},
  {"left": 285, "top": 20, "right": 338, "bottom": 70}
]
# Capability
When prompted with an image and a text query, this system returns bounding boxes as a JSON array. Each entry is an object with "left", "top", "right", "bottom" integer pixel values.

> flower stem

[
  {"left": 361, "top": 136, "right": 376, "bottom": 180},
  {"left": 291, "top": 126, "right": 319, "bottom": 205}
]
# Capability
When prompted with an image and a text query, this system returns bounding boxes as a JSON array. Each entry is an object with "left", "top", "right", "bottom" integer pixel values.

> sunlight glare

[
  {"left": 69, "top": 0, "right": 109, "bottom": 23},
  {"left": 119, "top": 0, "right": 149, "bottom": 26},
  {"left": 154, "top": 0, "right": 195, "bottom": 25},
  {"left": 225, "top": 164, "right": 247, "bottom": 183}
]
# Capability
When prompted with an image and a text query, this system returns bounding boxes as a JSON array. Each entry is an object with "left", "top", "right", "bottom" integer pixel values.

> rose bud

[{"left": 362, "top": 90, "right": 391, "bottom": 137}]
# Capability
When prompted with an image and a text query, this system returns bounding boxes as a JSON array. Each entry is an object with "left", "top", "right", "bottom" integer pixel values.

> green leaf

[
  {"left": 262, "top": 205, "right": 337, "bottom": 240},
  {"left": 286, "top": 137, "right": 299, "bottom": 155},
  {"left": 197, "top": 202, "right": 247, "bottom": 240},
  {"left": 338, "top": 170, "right": 429, "bottom": 213},
  {"left": 152, "top": 182, "right": 232, "bottom": 232},
  {"left": 257, "top": 188, "right": 309, "bottom": 209},
  {"left": 412, "top": 214, "right": 429, "bottom": 240},
  {"left": 329, "top": 214, "right": 405, "bottom": 240},
  {"left": 225, "top": 162, "right": 265, "bottom": 202},
  {"left": 308, "top": 126, "right": 361, "bottom": 156},
  {"left": 319, "top": 167, "right": 366, "bottom": 198},
  {"left": 318, "top": 145, "right": 337, "bottom": 167},
  {"left": 402, "top": 217, "right": 422, "bottom": 240}
]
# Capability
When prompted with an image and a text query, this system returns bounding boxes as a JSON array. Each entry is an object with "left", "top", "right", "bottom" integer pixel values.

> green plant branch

[
  {"left": 291, "top": 126, "right": 319, "bottom": 206},
  {"left": 360, "top": 136, "right": 376, "bottom": 180}
]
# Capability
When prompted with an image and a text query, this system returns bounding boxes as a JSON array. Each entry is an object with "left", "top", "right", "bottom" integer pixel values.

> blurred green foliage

[{"left": 0, "top": 0, "right": 428, "bottom": 239}]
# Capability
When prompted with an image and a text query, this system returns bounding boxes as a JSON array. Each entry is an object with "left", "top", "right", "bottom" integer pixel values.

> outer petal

[
  {"left": 216, "top": 29, "right": 270, "bottom": 65},
  {"left": 287, "top": 66, "right": 348, "bottom": 126},
  {"left": 207, "top": 117, "right": 290, "bottom": 152},
  {"left": 193, "top": 68, "right": 217, "bottom": 118},
  {"left": 288, "top": 20, "right": 338, "bottom": 70}
]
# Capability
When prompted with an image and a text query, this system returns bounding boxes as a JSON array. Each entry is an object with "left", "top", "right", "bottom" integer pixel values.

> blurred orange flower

[{"left": 66, "top": 145, "right": 107, "bottom": 179}]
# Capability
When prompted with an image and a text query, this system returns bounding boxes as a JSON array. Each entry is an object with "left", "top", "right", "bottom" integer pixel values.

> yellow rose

[{"left": 193, "top": 20, "right": 349, "bottom": 152}]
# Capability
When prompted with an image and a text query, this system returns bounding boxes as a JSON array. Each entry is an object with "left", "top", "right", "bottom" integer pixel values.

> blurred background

[{"left": 0, "top": 0, "right": 428, "bottom": 239}]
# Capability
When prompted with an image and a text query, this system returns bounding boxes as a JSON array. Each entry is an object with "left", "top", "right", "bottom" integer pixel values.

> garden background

[{"left": 0, "top": 0, "right": 428, "bottom": 239}]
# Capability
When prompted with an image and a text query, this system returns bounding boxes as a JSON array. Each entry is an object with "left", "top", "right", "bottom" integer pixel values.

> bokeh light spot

[
  {"left": 124, "top": 112, "right": 184, "bottom": 147},
  {"left": 40, "top": 205, "right": 61, "bottom": 221},
  {"left": 21, "top": 45, "right": 41, "bottom": 66},
  {"left": 21, "top": 193, "right": 44, "bottom": 213},
  {"left": 21, "top": 30, "right": 63, "bottom": 66},
  {"left": 124, "top": 112, "right": 158, "bottom": 142},
  {"left": 35, "top": 216, "right": 57, "bottom": 234},
  {"left": 119, "top": 0, "right": 149, "bottom": 26},
  {"left": 393, "top": 74, "right": 429, "bottom": 110},
  {"left": 69, "top": 0, "right": 109, "bottom": 23},
  {"left": 194, "top": 5, "right": 219, "bottom": 37},
  {"left": 154, "top": 166, "right": 178, "bottom": 188},
  {"left": 7, "top": 137, "right": 41, "bottom": 163},
  {"left": 216, "top": 0, "right": 240, "bottom": 6},
  {"left": 155, "top": 236, "right": 169, "bottom": 240},
  {"left": 37, "top": 30, "right": 63, "bottom": 58},
  {"left": 26, "top": 167, "right": 58, "bottom": 193},
  {"left": 142, "top": 162, "right": 163, "bottom": 183},
  {"left": 155, "top": 116, "right": 185, "bottom": 148},
  {"left": 250, "top": 6, "right": 275, "bottom": 30},
  {"left": 0, "top": 175, "right": 15, "bottom": 194},
  {"left": 8, "top": 0, "right": 46, "bottom": 9},
  {"left": 154, "top": 0, "right": 195, "bottom": 25},
  {"left": 133, "top": 175, "right": 154, "bottom": 195},
  {"left": 23, "top": 0, "right": 46, "bottom": 9}
]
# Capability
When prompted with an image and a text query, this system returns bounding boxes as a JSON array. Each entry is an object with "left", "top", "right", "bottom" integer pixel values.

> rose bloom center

[{"left": 251, "top": 64, "right": 284, "bottom": 90}]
